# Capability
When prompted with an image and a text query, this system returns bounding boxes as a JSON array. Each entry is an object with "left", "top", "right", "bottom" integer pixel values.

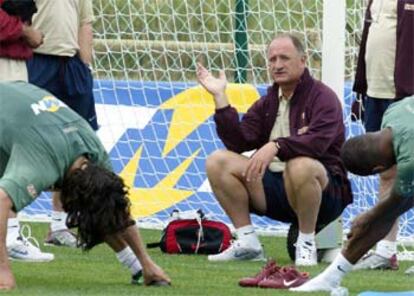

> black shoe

[{"left": 131, "top": 270, "right": 143, "bottom": 285}]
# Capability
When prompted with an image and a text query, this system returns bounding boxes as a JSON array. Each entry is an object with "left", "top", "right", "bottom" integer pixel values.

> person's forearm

[
  {"left": 214, "top": 92, "right": 229, "bottom": 109},
  {"left": 343, "top": 193, "right": 412, "bottom": 263},
  {"left": 78, "top": 22, "right": 93, "bottom": 65},
  {"left": 121, "top": 224, "right": 152, "bottom": 266},
  {"left": 344, "top": 213, "right": 396, "bottom": 263}
]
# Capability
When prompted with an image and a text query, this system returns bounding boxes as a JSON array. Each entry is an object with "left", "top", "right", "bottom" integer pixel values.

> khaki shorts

[{"left": 0, "top": 58, "right": 28, "bottom": 82}]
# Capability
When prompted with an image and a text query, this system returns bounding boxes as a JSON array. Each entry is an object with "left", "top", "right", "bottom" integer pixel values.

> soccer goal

[{"left": 22, "top": 0, "right": 413, "bottom": 259}]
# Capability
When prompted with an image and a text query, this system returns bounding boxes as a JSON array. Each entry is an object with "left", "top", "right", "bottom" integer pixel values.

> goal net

[{"left": 22, "top": 0, "right": 413, "bottom": 258}]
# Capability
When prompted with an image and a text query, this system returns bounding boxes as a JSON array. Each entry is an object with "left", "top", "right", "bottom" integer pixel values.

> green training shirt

[
  {"left": 381, "top": 96, "right": 414, "bottom": 198},
  {"left": 0, "top": 81, "right": 111, "bottom": 211}
]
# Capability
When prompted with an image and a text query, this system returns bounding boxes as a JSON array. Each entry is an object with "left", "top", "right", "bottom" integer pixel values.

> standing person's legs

[
  {"left": 63, "top": 55, "right": 98, "bottom": 130},
  {"left": 28, "top": 54, "right": 77, "bottom": 247},
  {"left": 28, "top": 54, "right": 98, "bottom": 247},
  {"left": 355, "top": 96, "right": 399, "bottom": 270},
  {"left": 27, "top": 54, "right": 64, "bottom": 98}
]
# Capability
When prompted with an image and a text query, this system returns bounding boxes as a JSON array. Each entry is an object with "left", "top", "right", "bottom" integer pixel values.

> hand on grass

[{"left": 142, "top": 259, "right": 171, "bottom": 286}]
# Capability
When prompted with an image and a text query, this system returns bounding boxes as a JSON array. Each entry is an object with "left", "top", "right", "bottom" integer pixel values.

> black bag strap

[{"left": 146, "top": 242, "right": 161, "bottom": 249}]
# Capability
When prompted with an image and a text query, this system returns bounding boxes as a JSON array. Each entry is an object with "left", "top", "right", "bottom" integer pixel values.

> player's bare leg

[{"left": 0, "top": 189, "right": 16, "bottom": 290}]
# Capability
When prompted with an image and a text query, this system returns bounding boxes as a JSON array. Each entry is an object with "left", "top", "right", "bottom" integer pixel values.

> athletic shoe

[
  {"left": 289, "top": 272, "right": 337, "bottom": 292},
  {"left": 238, "top": 259, "right": 279, "bottom": 287},
  {"left": 258, "top": 266, "right": 309, "bottom": 289},
  {"left": 131, "top": 270, "right": 143, "bottom": 285},
  {"left": 295, "top": 241, "right": 317, "bottom": 266},
  {"left": 353, "top": 252, "right": 398, "bottom": 270},
  {"left": 207, "top": 240, "right": 265, "bottom": 262},
  {"left": 44, "top": 229, "right": 77, "bottom": 248},
  {"left": 7, "top": 225, "right": 54, "bottom": 262},
  {"left": 404, "top": 265, "right": 414, "bottom": 275}
]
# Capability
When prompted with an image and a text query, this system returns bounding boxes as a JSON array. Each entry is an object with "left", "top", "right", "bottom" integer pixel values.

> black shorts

[{"left": 259, "top": 170, "right": 347, "bottom": 226}]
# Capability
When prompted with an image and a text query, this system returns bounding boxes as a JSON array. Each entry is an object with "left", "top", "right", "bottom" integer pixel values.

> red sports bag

[{"left": 147, "top": 210, "right": 232, "bottom": 254}]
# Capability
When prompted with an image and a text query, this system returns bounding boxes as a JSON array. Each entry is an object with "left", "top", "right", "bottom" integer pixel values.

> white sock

[
  {"left": 6, "top": 218, "right": 20, "bottom": 245},
  {"left": 376, "top": 240, "right": 397, "bottom": 258},
  {"left": 50, "top": 211, "right": 68, "bottom": 232},
  {"left": 116, "top": 247, "right": 142, "bottom": 275},
  {"left": 235, "top": 225, "right": 261, "bottom": 248},
  {"left": 319, "top": 253, "right": 353, "bottom": 286},
  {"left": 297, "top": 231, "right": 316, "bottom": 245}
]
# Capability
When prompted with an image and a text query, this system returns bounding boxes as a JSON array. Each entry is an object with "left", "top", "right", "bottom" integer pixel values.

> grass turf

[{"left": 7, "top": 222, "right": 414, "bottom": 295}]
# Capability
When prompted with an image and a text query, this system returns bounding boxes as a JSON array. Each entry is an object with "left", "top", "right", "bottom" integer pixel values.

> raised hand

[{"left": 196, "top": 63, "right": 229, "bottom": 109}]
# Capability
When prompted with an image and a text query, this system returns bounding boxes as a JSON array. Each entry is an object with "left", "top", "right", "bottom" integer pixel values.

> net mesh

[{"left": 21, "top": 0, "right": 413, "bottom": 258}]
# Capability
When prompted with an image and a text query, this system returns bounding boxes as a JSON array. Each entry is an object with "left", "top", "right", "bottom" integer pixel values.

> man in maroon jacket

[
  {"left": 196, "top": 34, "right": 352, "bottom": 266},
  {"left": 0, "top": 0, "right": 43, "bottom": 81}
]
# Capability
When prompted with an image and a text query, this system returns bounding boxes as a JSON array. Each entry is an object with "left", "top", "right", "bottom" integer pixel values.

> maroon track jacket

[
  {"left": 214, "top": 68, "right": 353, "bottom": 205},
  {"left": 0, "top": 0, "right": 32, "bottom": 60}
]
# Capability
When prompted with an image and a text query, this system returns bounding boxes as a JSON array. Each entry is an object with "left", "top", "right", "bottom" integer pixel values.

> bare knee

[
  {"left": 284, "top": 157, "right": 328, "bottom": 189},
  {"left": 205, "top": 149, "right": 231, "bottom": 175}
]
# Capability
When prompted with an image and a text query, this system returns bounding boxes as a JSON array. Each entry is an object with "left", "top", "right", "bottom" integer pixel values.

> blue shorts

[
  {"left": 363, "top": 96, "right": 397, "bottom": 132},
  {"left": 27, "top": 53, "right": 98, "bottom": 130},
  {"left": 258, "top": 170, "right": 347, "bottom": 226}
]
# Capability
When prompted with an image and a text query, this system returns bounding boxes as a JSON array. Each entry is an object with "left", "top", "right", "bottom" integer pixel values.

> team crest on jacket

[
  {"left": 26, "top": 184, "right": 38, "bottom": 198},
  {"left": 30, "top": 96, "right": 68, "bottom": 115}
]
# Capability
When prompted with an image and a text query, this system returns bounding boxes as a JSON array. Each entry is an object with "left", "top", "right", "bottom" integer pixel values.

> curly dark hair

[{"left": 61, "top": 163, "right": 135, "bottom": 250}]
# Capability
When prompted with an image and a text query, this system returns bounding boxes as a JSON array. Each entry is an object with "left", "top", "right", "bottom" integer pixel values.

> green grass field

[{"left": 8, "top": 222, "right": 413, "bottom": 296}]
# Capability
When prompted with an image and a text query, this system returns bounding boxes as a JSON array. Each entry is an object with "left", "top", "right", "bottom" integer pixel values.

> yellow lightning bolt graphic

[
  {"left": 160, "top": 83, "right": 260, "bottom": 156},
  {"left": 119, "top": 145, "right": 200, "bottom": 218}
]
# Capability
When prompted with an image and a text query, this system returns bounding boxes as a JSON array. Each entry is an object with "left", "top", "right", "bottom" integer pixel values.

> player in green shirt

[
  {"left": 291, "top": 96, "right": 414, "bottom": 292},
  {"left": 0, "top": 81, "right": 170, "bottom": 290}
]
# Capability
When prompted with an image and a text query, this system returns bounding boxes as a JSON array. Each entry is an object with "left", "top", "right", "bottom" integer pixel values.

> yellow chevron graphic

[
  {"left": 119, "top": 145, "right": 200, "bottom": 218},
  {"left": 160, "top": 83, "right": 260, "bottom": 156}
]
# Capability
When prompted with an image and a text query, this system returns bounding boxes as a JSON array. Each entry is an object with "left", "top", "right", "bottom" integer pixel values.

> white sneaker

[
  {"left": 295, "top": 241, "right": 317, "bottom": 266},
  {"left": 7, "top": 225, "right": 55, "bottom": 262},
  {"left": 405, "top": 265, "right": 414, "bottom": 275},
  {"left": 44, "top": 229, "right": 77, "bottom": 248},
  {"left": 353, "top": 252, "right": 398, "bottom": 270},
  {"left": 207, "top": 240, "right": 265, "bottom": 262},
  {"left": 289, "top": 273, "right": 337, "bottom": 292}
]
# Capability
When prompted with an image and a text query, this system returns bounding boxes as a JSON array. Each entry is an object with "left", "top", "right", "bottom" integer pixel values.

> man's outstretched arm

[{"left": 344, "top": 189, "right": 413, "bottom": 263}]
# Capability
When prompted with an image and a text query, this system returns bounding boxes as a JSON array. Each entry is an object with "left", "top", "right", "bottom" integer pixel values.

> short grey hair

[{"left": 268, "top": 33, "right": 306, "bottom": 56}]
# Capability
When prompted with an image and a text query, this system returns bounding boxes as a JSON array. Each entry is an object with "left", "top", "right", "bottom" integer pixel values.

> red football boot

[
  {"left": 258, "top": 266, "right": 309, "bottom": 289},
  {"left": 238, "top": 259, "right": 280, "bottom": 287}
]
